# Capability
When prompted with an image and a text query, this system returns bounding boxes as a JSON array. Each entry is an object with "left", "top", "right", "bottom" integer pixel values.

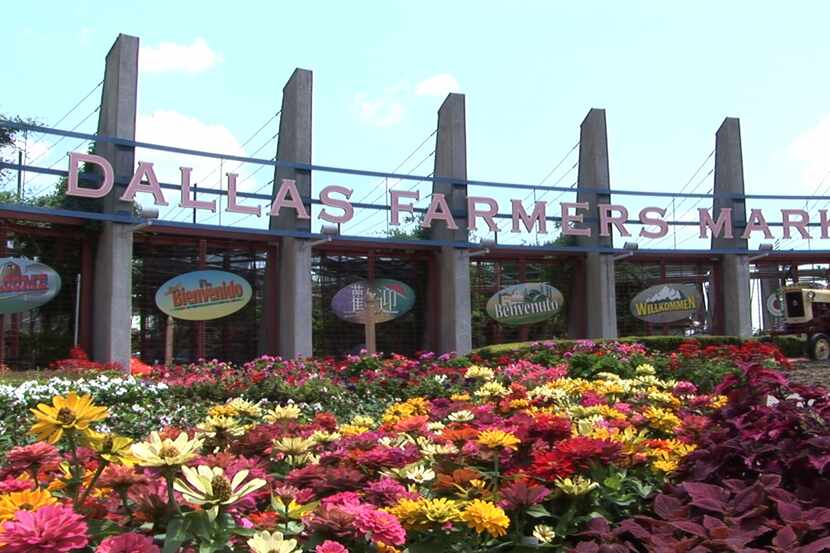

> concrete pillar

[
  {"left": 429, "top": 94, "right": 471, "bottom": 354},
  {"left": 262, "top": 69, "right": 313, "bottom": 357},
  {"left": 569, "top": 109, "right": 617, "bottom": 339},
  {"left": 711, "top": 118, "right": 752, "bottom": 337},
  {"left": 92, "top": 34, "right": 138, "bottom": 369}
]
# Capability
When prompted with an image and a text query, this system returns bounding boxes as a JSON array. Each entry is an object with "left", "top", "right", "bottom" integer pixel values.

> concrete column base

[
  {"left": 585, "top": 253, "right": 618, "bottom": 339},
  {"left": 92, "top": 222, "right": 133, "bottom": 369},
  {"left": 278, "top": 237, "right": 313, "bottom": 358},
  {"left": 437, "top": 247, "right": 472, "bottom": 354},
  {"left": 721, "top": 255, "right": 752, "bottom": 337}
]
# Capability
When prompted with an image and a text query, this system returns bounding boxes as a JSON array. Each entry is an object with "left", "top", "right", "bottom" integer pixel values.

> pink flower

[
  {"left": 96, "top": 532, "right": 160, "bottom": 553},
  {"left": 3, "top": 443, "right": 61, "bottom": 476},
  {"left": 316, "top": 541, "right": 349, "bottom": 553},
  {"left": 354, "top": 507, "right": 406, "bottom": 546},
  {"left": 0, "top": 504, "right": 88, "bottom": 553}
]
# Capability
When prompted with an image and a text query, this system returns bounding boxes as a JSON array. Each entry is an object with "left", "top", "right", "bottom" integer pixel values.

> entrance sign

[
  {"left": 66, "top": 152, "right": 830, "bottom": 242},
  {"left": 331, "top": 279, "right": 415, "bottom": 324},
  {"left": 486, "top": 282, "right": 564, "bottom": 326},
  {"left": 0, "top": 257, "right": 62, "bottom": 314},
  {"left": 155, "top": 270, "right": 252, "bottom": 321},
  {"left": 630, "top": 284, "right": 701, "bottom": 324}
]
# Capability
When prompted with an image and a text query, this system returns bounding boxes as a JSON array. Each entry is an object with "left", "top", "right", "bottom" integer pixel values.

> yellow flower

[
  {"left": 465, "top": 365, "right": 495, "bottom": 380},
  {"left": 197, "top": 415, "right": 247, "bottom": 440},
  {"left": 174, "top": 465, "right": 266, "bottom": 520},
  {"left": 447, "top": 410, "right": 474, "bottom": 422},
  {"left": 272, "top": 436, "right": 316, "bottom": 456},
  {"left": 247, "top": 530, "right": 300, "bottom": 553},
  {"left": 89, "top": 433, "right": 136, "bottom": 466},
  {"left": 271, "top": 495, "right": 317, "bottom": 520},
  {"left": 555, "top": 475, "right": 599, "bottom": 496},
  {"left": 652, "top": 458, "right": 679, "bottom": 473},
  {"left": 227, "top": 398, "right": 262, "bottom": 417},
  {"left": 461, "top": 499, "right": 510, "bottom": 537},
  {"left": 386, "top": 498, "right": 422, "bottom": 528},
  {"left": 474, "top": 381, "right": 510, "bottom": 399},
  {"left": 131, "top": 431, "right": 203, "bottom": 467},
  {"left": 533, "top": 524, "right": 556, "bottom": 543},
  {"left": 450, "top": 393, "right": 471, "bottom": 401},
  {"left": 419, "top": 497, "right": 463, "bottom": 523},
  {"left": 351, "top": 415, "right": 375, "bottom": 428},
  {"left": 635, "top": 363, "right": 656, "bottom": 376},
  {"left": 264, "top": 404, "right": 302, "bottom": 422},
  {"left": 710, "top": 395, "right": 728, "bottom": 409},
  {"left": 30, "top": 393, "right": 108, "bottom": 444},
  {"left": 0, "top": 489, "right": 57, "bottom": 521},
  {"left": 310, "top": 430, "right": 341, "bottom": 443},
  {"left": 477, "top": 429, "right": 521, "bottom": 451},
  {"left": 338, "top": 424, "right": 371, "bottom": 436},
  {"left": 643, "top": 407, "right": 682, "bottom": 432},
  {"left": 382, "top": 397, "right": 430, "bottom": 425}
]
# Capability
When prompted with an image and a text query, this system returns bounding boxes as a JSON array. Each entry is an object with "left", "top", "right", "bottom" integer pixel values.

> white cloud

[
  {"left": 415, "top": 73, "right": 461, "bottom": 97},
  {"left": 354, "top": 92, "right": 405, "bottom": 128},
  {"left": 139, "top": 38, "right": 219, "bottom": 74},
  {"left": 135, "top": 111, "right": 270, "bottom": 217},
  {"left": 788, "top": 114, "right": 830, "bottom": 189}
]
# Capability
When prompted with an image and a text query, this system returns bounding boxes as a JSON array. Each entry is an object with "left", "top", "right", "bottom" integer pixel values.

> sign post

[
  {"left": 365, "top": 289, "right": 377, "bottom": 355},
  {"left": 164, "top": 316, "right": 174, "bottom": 367}
]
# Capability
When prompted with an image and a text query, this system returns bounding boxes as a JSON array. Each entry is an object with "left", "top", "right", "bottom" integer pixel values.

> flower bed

[{"left": 0, "top": 340, "right": 820, "bottom": 552}]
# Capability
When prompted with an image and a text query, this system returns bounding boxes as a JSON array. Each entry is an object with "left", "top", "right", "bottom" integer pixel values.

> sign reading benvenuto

[{"left": 65, "top": 152, "right": 828, "bottom": 241}]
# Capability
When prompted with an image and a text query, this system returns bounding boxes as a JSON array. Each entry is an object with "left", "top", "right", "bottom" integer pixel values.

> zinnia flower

[
  {"left": 477, "top": 429, "right": 521, "bottom": 451},
  {"left": 0, "top": 489, "right": 58, "bottom": 521},
  {"left": 246, "top": 530, "right": 300, "bottom": 553},
  {"left": 0, "top": 504, "right": 89, "bottom": 552},
  {"left": 30, "top": 393, "right": 108, "bottom": 444},
  {"left": 4, "top": 443, "right": 61, "bottom": 476},
  {"left": 316, "top": 541, "right": 349, "bottom": 553},
  {"left": 354, "top": 507, "right": 407, "bottom": 546},
  {"left": 131, "top": 431, "right": 203, "bottom": 468},
  {"left": 89, "top": 433, "right": 136, "bottom": 466},
  {"left": 96, "top": 532, "right": 160, "bottom": 553},
  {"left": 173, "top": 465, "right": 266, "bottom": 519},
  {"left": 460, "top": 499, "right": 510, "bottom": 537}
]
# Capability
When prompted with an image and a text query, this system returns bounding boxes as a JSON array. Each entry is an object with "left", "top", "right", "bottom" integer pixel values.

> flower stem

[{"left": 77, "top": 460, "right": 108, "bottom": 507}]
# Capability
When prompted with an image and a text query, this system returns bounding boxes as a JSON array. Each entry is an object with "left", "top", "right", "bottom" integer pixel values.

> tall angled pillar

[
  {"left": 428, "top": 93, "right": 472, "bottom": 354},
  {"left": 711, "top": 117, "right": 752, "bottom": 337},
  {"left": 568, "top": 108, "right": 617, "bottom": 339},
  {"left": 262, "top": 69, "right": 313, "bottom": 358},
  {"left": 92, "top": 34, "right": 139, "bottom": 369}
]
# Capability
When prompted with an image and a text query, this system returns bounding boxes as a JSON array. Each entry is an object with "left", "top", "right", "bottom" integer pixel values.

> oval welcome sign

[
  {"left": 486, "top": 282, "right": 564, "bottom": 326},
  {"left": 155, "top": 270, "right": 252, "bottom": 321},
  {"left": 0, "top": 257, "right": 62, "bottom": 314},
  {"left": 331, "top": 279, "right": 416, "bottom": 324},
  {"left": 630, "top": 283, "right": 701, "bottom": 324}
]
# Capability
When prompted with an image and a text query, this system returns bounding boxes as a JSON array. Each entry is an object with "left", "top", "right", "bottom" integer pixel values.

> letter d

[{"left": 67, "top": 152, "right": 114, "bottom": 198}]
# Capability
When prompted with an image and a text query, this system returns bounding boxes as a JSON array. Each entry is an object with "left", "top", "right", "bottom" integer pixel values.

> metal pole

[
  {"left": 74, "top": 274, "right": 81, "bottom": 346},
  {"left": 17, "top": 150, "right": 22, "bottom": 201}
]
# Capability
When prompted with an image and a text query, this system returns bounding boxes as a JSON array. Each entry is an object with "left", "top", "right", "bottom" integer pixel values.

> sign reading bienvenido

[
  {"left": 331, "top": 279, "right": 416, "bottom": 324},
  {"left": 486, "top": 283, "right": 564, "bottom": 326},
  {"left": 630, "top": 284, "right": 701, "bottom": 324},
  {"left": 155, "top": 270, "right": 252, "bottom": 321},
  {"left": 0, "top": 257, "right": 62, "bottom": 314}
]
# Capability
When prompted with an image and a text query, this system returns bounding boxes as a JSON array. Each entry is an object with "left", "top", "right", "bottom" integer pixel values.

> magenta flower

[
  {"left": 96, "top": 532, "right": 160, "bottom": 553},
  {"left": 354, "top": 507, "right": 406, "bottom": 546},
  {"left": 0, "top": 504, "right": 89, "bottom": 553},
  {"left": 316, "top": 541, "right": 349, "bottom": 553}
]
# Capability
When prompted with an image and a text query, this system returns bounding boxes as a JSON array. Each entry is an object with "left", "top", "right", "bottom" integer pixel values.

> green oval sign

[
  {"left": 331, "top": 279, "right": 416, "bottom": 324},
  {"left": 630, "top": 283, "right": 701, "bottom": 324},
  {"left": 486, "top": 282, "right": 564, "bottom": 326},
  {"left": 155, "top": 270, "right": 252, "bottom": 321}
]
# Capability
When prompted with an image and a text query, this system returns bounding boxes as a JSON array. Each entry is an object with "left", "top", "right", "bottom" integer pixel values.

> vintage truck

[{"left": 780, "top": 285, "right": 830, "bottom": 360}]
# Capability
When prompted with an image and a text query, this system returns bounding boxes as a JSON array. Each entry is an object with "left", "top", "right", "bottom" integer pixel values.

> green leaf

[
  {"left": 525, "top": 504, "right": 553, "bottom": 518},
  {"left": 162, "top": 517, "right": 188, "bottom": 553}
]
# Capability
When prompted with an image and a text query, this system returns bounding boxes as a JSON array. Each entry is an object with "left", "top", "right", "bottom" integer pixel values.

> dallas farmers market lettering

[
  {"left": 170, "top": 280, "right": 244, "bottom": 309},
  {"left": 67, "top": 152, "right": 826, "bottom": 240}
]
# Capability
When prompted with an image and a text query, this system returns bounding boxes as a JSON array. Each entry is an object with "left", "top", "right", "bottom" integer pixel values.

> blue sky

[{"left": 3, "top": 1, "right": 830, "bottom": 247}]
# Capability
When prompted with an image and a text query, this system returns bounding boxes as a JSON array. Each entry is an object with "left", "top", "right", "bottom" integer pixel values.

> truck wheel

[{"left": 809, "top": 334, "right": 830, "bottom": 360}]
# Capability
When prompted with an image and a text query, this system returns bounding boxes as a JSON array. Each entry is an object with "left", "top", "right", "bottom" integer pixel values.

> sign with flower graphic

[{"left": 0, "top": 257, "right": 62, "bottom": 314}]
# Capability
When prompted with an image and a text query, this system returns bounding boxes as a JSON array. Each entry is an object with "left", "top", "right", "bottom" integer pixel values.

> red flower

[
  {"left": 554, "top": 437, "right": 621, "bottom": 470},
  {"left": 96, "top": 532, "right": 160, "bottom": 553}
]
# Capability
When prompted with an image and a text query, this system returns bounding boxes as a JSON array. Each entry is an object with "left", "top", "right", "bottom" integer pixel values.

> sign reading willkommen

[
  {"left": 331, "top": 279, "right": 415, "bottom": 324},
  {"left": 630, "top": 284, "right": 701, "bottom": 324},
  {"left": 155, "top": 270, "right": 252, "bottom": 321},
  {"left": 486, "top": 282, "right": 564, "bottom": 326},
  {"left": 0, "top": 257, "right": 62, "bottom": 314}
]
